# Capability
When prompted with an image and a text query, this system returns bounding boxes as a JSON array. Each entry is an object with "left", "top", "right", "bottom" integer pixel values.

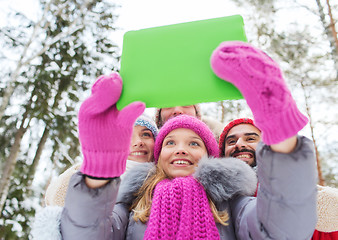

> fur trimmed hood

[
  {"left": 117, "top": 156, "right": 257, "bottom": 205},
  {"left": 31, "top": 206, "right": 63, "bottom": 240},
  {"left": 31, "top": 157, "right": 257, "bottom": 239},
  {"left": 116, "top": 162, "right": 156, "bottom": 204},
  {"left": 194, "top": 156, "right": 257, "bottom": 202}
]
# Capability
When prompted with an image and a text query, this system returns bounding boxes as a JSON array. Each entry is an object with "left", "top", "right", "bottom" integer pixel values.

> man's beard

[{"left": 230, "top": 148, "right": 256, "bottom": 167}]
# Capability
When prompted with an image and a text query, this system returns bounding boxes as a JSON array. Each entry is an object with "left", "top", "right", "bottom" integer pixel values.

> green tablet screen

[{"left": 117, "top": 15, "right": 246, "bottom": 110}]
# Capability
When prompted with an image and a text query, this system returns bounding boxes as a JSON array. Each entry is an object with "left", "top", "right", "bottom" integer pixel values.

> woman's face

[
  {"left": 129, "top": 125, "right": 155, "bottom": 163},
  {"left": 158, "top": 128, "right": 207, "bottom": 178},
  {"left": 160, "top": 105, "right": 196, "bottom": 124}
]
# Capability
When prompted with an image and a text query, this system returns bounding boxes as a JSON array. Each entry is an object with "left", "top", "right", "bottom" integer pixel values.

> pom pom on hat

[
  {"left": 219, "top": 118, "right": 259, "bottom": 157},
  {"left": 154, "top": 115, "right": 218, "bottom": 162},
  {"left": 134, "top": 114, "right": 158, "bottom": 138}
]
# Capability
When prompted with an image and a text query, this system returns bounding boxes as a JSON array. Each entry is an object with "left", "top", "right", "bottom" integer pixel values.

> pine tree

[{"left": 0, "top": 0, "right": 121, "bottom": 237}]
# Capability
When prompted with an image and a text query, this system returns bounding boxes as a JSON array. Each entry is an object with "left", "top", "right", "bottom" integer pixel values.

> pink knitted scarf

[{"left": 144, "top": 176, "right": 220, "bottom": 240}]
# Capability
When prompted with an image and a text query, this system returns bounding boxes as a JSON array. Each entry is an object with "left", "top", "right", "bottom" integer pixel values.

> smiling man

[{"left": 219, "top": 118, "right": 261, "bottom": 167}]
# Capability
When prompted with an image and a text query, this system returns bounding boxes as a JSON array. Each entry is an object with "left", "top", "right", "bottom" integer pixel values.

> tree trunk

[
  {"left": 300, "top": 81, "right": 325, "bottom": 185},
  {"left": 40, "top": 153, "right": 58, "bottom": 207},
  {"left": 0, "top": 1, "right": 52, "bottom": 122},
  {"left": 26, "top": 74, "right": 69, "bottom": 196},
  {"left": 0, "top": 67, "right": 22, "bottom": 122},
  {"left": 26, "top": 127, "right": 50, "bottom": 191},
  {"left": 0, "top": 111, "right": 31, "bottom": 212},
  {"left": 315, "top": 0, "right": 338, "bottom": 78},
  {"left": 220, "top": 101, "right": 226, "bottom": 123},
  {"left": 325, "top": 0, "right": 338, "bottom": 55}
]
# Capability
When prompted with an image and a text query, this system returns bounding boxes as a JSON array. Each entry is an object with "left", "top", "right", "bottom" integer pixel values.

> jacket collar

[{"left": 117, "top": 156, "right": 257, "bottom": 205}]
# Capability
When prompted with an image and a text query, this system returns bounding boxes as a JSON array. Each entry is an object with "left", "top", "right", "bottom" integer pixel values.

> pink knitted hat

[{"left": 154, "top": 115, "right": 219, "bottom": 161}]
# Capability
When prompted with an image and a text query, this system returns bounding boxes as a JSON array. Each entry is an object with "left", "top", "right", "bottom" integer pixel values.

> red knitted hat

[
  {"left": 154, "top": 115, "right": 218, "bottom": 162},
  {"left": 219, "top": 118, "right": 259, "bottom": 157}
]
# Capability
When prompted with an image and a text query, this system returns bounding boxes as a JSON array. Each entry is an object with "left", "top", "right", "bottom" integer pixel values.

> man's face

[
  {"left": 224, "top": 124, "right": 261, "bottom": 167},
  {"left": 160, "top": 106, "right": 196, "bottom": 125}
]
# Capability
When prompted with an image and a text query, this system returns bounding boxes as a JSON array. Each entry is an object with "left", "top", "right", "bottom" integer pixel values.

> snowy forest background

[{"left": 0, "top": 0, "right": 337, "bottom": 238}]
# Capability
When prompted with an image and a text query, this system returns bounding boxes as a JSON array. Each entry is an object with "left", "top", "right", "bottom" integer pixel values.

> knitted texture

[
  {"left": 134, "top": 114, "right": 158, "bottom": 138},
  {"left": 79, "top": 72, "right": 145, "bottom": 178},
  {"left": 153, "top": 115, "right": 219, "bottom": 161},
  {"left": 218, "top": 118, "right": 257, "bottom": 157},
  {"left": 315, "top": 185, "right": 338, "bottom": 232},
  {"left": 144, "top": 176, "right": 220, "bottom": 240},
  {"left": 45, "top": 163, "right": 81, "bottom": 207},
  {"left": 211, "top": 41, "right": 308, "bottom": 145},
  {"left": 155, "top": 104, "right": 201, "bottom": 128}
]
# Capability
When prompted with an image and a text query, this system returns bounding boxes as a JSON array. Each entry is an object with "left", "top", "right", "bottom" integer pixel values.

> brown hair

[{"left": 155, "top": 105, "right": 202, "bottom": 128}]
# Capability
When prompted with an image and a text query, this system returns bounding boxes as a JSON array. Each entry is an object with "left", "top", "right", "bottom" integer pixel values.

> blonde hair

[{"left": 131, "top": 160, "right": 229, "bottom": 226}]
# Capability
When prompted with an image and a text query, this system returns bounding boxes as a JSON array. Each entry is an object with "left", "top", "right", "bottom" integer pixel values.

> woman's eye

[
  {"left": 165, "top": 140, "right": 174, "bottom": 145},
  {"left": 141, "top": 131, "right": 153, "bottom": 138},
  {"left": 190, "top": 141, "right": 200, "bottom": 146}
]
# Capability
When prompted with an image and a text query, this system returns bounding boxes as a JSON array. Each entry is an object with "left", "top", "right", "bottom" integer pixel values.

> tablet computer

[{"left": 117, "top": 15, "right": 246, "bottom": 110}]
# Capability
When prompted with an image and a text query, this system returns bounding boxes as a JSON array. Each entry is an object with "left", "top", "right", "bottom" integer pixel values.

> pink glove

[
  {"left": 211, "top": 41, "right": 308, "bottom": 145},
  {"left": 79, "top": 72, "right": 145, "bottom": 178}
]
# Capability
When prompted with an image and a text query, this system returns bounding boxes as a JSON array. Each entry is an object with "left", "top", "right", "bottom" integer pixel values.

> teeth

[
  {"left": 130, "top": 152, "right": 146, "bottom": 156},
  {"left": 237, "top": 154, "right": 250, "bottom": 159},
  {"left": 173, "top": 160, "right": 190, "bottom": 165}
]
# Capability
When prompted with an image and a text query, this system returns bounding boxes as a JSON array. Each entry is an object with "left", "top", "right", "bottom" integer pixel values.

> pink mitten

[
  {"left": 79, "top": 72, "right": 145, "bottom": 178},
  {"left": 211, "top": 41, "right": 308, "bottom": 145}
]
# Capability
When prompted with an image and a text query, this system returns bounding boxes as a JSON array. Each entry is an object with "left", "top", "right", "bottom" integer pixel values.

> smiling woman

[
  {"left": 130, "top": 115, "right": 225, "bottom": 238},
  {"left": 153, "top": 115, "right": 218, "bottom": 180},
  {"left": 159, "top": 128, "right": 207, "bottom": 178},
  {"left": 118, "top": 114, "right": 158, "bottom": 181},
  {"left": 128, "top": 125, "right": 155, "bottom": 162},
  {"left": 128, "top": 114, "right": 158, "bottom": 164}
]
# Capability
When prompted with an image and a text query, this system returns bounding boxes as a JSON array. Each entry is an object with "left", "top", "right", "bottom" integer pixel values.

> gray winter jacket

[{"left": 60, "top": 136, "right": 317, "bottom": 240}]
